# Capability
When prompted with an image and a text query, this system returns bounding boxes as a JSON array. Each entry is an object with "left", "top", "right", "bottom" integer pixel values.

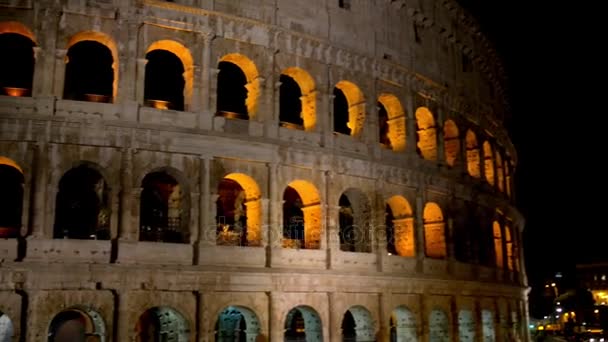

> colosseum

[{"left": 0, "top": 0, "right": 528, "bottom": 341}]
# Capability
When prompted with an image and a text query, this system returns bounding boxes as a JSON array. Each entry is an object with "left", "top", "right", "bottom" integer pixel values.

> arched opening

[
  {"left": 465, "top": 130, "right": 480, "bottom": 178},
  {"left": 282, "top": 180, "right": 321, "bottom": 250},
  {"left": 415, "top": 107, "right": 437, "bottom": 160},
  {"left": 458, "top": 310, "right": 475, "bottom": 342},
  {"left": 136, "top": 306, "right": 189, "bottom": 342},
  {"left": 216, "top": 173, "right": 262, "bottom": 247},
  {"left": 505, "top": 159, "right": 512, "bottom": 198},
  {"left": 284, "top": 305, "right": 323, "bottom": 342},
  {"left": 281, "top": 67, "right": 317, "bottom": 130},
  {"left": 139, "top": 171, "right": 187, "bottom": 243},
  {"left": 377, "top": 94, "right": 406, "bottom": 151},
  {"left": 483, "top": 141, "right": 495, "bottom": 186},
  {"left": 443, "top": 120, "right": 460, "bottom": 167},
  {"left": 53, "top": 165, "right": 110, "bottom": 240},
  {"left": 144, "top": 49, "right": 185, "bottom": 111},
  {"left": 429, "top": 309, "right": 449, "bottom": 342},
  {"left": 0, "top": 32, "right": 35, "bottom": 97},
  {"left": 481, "top": 310, "right": 495, "bottom": 342},
  {"left": 505, "top": 225, "right": 513, "bottom": 271},
  {"left": 338, "top": 189, "right": 371, "bottom": 253},
  {"left": 0, "top": 157, "right": 24, "bottom": 238},
  {"left": 217, "top": 53, "right": 259, "bottom": 119},
  {"left": 423, "top": 202, "right": 446, "bottom": 258},
  {"left": 48, "top": 308, "right": 106, "bottom": 342},
  {"left": 496, "top": 152, "right": 504, "bottom": 192},
  {"left": 341, "top": 306, "right": 375, "bottom": 342},
  {"left": 493, "top": 221, "right": 503, "bottom": 268},
  {"left": 214, "top": 306, "right": 260, "bottom": 342},
  {"left": 63, "top": 40, "right": 113, "bottom": 103},
  {"left": 333, "top": 81, "right": 365, "bottom": 137},
  {"left": 453, "top": 206, "right": 474, "bottom": 263},
  {"left": 0, "top": 311, "right": 13, "bottom": 342},
  {"left": 389, "top": 306, "right": 416, "bottom": 342},
  {"left": 386, "top": 196, "right": 414, "bottom": 257}
]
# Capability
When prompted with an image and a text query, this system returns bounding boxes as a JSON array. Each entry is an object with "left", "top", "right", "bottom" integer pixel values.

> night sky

[{"left": 457, "top": 0, "right": 607, "bottom": 310}]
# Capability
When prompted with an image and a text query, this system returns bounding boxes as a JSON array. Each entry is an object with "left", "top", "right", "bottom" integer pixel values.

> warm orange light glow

[
  {"left": 84, "top": 93, "right": 111, "bottom": 103},
  {"left": 0, "top": 156, "right": 23, "bottom": 174},
  {"left": 483, "top": 141, "right": 495, "bottom": 185},
  {"left": 387, "top": 195, "right": 414, "bottom": 257},
  {"left": 466, "top": 130, "right": 480, "bottom": 178},
  {"left": 0, "top": 21, "right": 37, "bottom": 43},
  {"left": 3, "top": 87, "right": 29, "bottom": 97},
  {"left": 286, "top": 180, "right": 321, "bottom": 249},
  {"left": 282, "top": 67, "right": 317, "bottom": 131},
  {"left": 496, "top": 152, "right": 504, "bottom": 192},
  {"left": 415, "top": 107, "right": 437, "bottom": 160},
  {"left": 505, "top": 226, "right": 513, "bottom": 271},
  {"left": 335, "top": 80, "right": 366, "bottom": 137},
  {"left": 224, "top": 173, "right": 262, "bottom": 246},
  {"left": 378, "top": 94, "right": 406, "bottom": 151},
  {"left": 505, "top": 159, "right": 512, "bottom": 198},
  {"left": 443, "top": 119, "right": 460, "bottom": 166},
  {"left": 220, "top": 53, "right": 260, "bottom": 118},
  {"left": 423, "top": 202, "right": 445, "bottom": 258},
  {"left": 493, "top": 221, "right": 503, "bottom": 268},
  {"left": 148, "top": 99, "right": 170, "bottom": 110},
  {"left": 147, "top": 40, "right": 194, "bottom": 110},
  {"left": 67, "top": 31, "right": 119, "bottom": 101}
]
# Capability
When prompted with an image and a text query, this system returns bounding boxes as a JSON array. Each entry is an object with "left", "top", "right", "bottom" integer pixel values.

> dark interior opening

[
  {"left": 333, "top": 87, "right": 350, "bottom": 135},
  {"left": 339, "top": 194, "right": 355, "bottom": 252},
  {"left": 139, "top": 171, "right": 185, "bottom": 243},
  {"left": 0, "top": 165, "right": 24, "bottom": 238},
  {"left": 48, "top": 310, "right": 87, "bottom": 342},
  {"left": 378, "top": 102, "right": 392, "bottom": 148},
  {"left": 284, "top": 309, "right": 306, "bottom": 341},
  {"left": 283, "top": 186, "right": 305, "bottom": 248},
  {"left": 63, "top": 40, "right": 113, "bottom": 102},
  {"left": 216, "top": 61, "right": 248, "bottom": 118},
  {"left": 341, "top": 310, "right": 356, "bottom": 341},
  {"left": 385, "top": 204, "right": 397, "bottom": 255},
  {"left": 279, "top": 74, "right": 303, "bottom": 128},
  {"left": 144, "top": 49, "right": 185, "bottom": 111},
  {"left": 0, "top": 33, "right": 34, "bottom": 96},
  {"left": 216, "top": 178, "right": 248, "bottom": 246}
]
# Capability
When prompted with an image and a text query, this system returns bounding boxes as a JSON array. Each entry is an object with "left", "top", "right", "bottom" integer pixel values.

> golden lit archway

[
  {"left": 415, "top": 107, "right": 437, "bottom": 160},
  {"left": 423, "top": 202, "right": 445, "bottom": 258},
  {"left": 466, "top": 130, "right": 480, "bottom": 177},
  {"left": 493, "top": 221, "right": 503, "bottom": 268},
  {"left": 505, "top": 225, "right": 513, "bottom": 271},
  {"left": 219, "top": 53, "right": 260, "bottom": 118},
  {"left": 443, "top": 120, "right": 460, "bottom": 166},
  {"left": 483, "top": 141, "right": 495, "bottom": 185},
  {"left": 0, "top": 156, "right": 23, "bottom": 174},
  {"left": 386, "top": 195, "right": 415, "bottom": 257},
  {"left": 496, "top": 152, "right": 504, "bottom": 192},
  {"left": 0, "top": 156, "right": 24, "bottom": 239},
  {"left": 147, "top": 40, "right": 194, "bottom": 110},
  {"left": 335, "top": 80, "right": 366, "bottom": 137},
  {"left": 281, "top": 67, "right": 316, "bottom": 131},
  {"left": 283, "top": 180, "right": 321, "bottom": 249},
  {"left": 0, "top": 21, "right": 36, "bottom": 43},
  {"left": 378, "top": 94, "right": 406, "bottom": 151},
  {"left": 67, "top": 31, "right": 119, "bottom": 101},
  {"left": 505, "top": 159, "right": 512, "bottom": 198}
]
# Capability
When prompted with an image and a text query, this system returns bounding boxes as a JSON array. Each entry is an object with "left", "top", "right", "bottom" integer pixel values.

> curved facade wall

[{"left": 0, "top": 0, "right": 527, "bottom": 341}]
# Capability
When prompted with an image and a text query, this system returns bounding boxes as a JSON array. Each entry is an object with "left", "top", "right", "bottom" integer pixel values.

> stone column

[
  {"left": 200, "top": 34, "right": 214, "bottom": 115},
  {"left": 199, "top": 156, "right": 213, "bottom": 247},
  {"left": 190, "top": 64, "right": 202, "bottom": 113},
  {"left": 135, "top": 58, "right": 148, "bottom": 106},
  {"left": 52, "top": 49, "right": 67, "bottom": 99},
  {"left": 436, "top": 107, "right": 446, "bottom": 165},
  {"left": 116, "top": 20, "right": 139, "bottom": 103},
  {"left": 268, "top": 163, "right": 281, "bottom": 249},
  {"left": 415, "top": 187, "right": 426, "bottom": 271},
  {"left": 30, "top": 143, "right": 48, "bottom": 238},
  {"left": 404, "top": 91, "right": 417, "bottom": 156},
  {"left": 119, "top": 148, "right": 133, "bottom": 240},
  {"left": 31, "top": 47, "right": 48, "bottom": 97}
]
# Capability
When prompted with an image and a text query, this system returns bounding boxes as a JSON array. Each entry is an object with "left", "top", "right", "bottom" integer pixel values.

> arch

[
  {"left": 0, "top": 311, "right": 14, "bottom": 342},
  {"left": 282, "top": 180, "right": 321, "bottom": 249},
  {"left": 136, "top": 306, "right": 189, "bottom": 342},
  {"left": 341, "top": 305, "right": 375, "bottom": 342},
  {"left": 505, "top": 225, "right": 513, "bottom": 271},
  {"left": 377, "top": 94, "right": 406, "bottom": 151},
  {"left": 0, "top": 21, "right": 36, "bottom": 43},
  {"left": 139, "top": 170, "right": 188, "bottom": 243},
  {"left": 483, "top": 141, "right": 495, "bottom": 186},
  {"left": 281, "top": 67, "right": 317, "bottom": 131},
  {"left": 481, "top": 310, "right": 495, "bottom": 342},
  {"left": 465, "top": 130, "right": 480, "bottom": 178},
  {"left": 458, "top": 310, "right": 475, "bottom": 342},
  {"left": 0, "top": 157, "right": 24, "bottom": 238},
  {"left": 48, "top": 307, "right": 106, "bottom": 342},
  {"left": 66, "top": 31, "right": 118, "bottom": 100},
  {"left": 429, "top": 309, "right": 449, "bottom": 342},
  {"left": 415, "top": 107, "right": 437, "bottom": 160},
  {"left": 389, "top": 306, "right": 416, "bottom": 342},
  {"left": 0, "top": 29, "right": 35, "bottom": 97},
  {"left": 216, "top": 173, "right": 262, "bottom": 247},
  {"left": 218, "top": 53, "right": 260, "bottom": 117},
  {"left": 146, "top": 40, "right": 194, "bottom": 111},
  {"left": 443, "top": 120, "right": 460, "bottom": 167},
  {"left": 284, "top": 305, "right": 323, "bottom": 342},
  {"left": 334, "top": 80, "right": 366, "bottom": 137},
  {"left": 495, "top": 152, "right": 504, "bottom": 192},
  {"left": 505, "top": 159, "right": 512, "bottom": 198},
  {"left": 214, "top": 306, "right": 260, "bottom": 342},
  {"left": 53, "top": 164, "right": 110, "bottom": 240},
  {"left": 385, "top": 196, "right": 414, "bottom": 257},
  {"left": 423, "top": 202, "right": 446, "bottom": 258},
  {"left": 338, "top": 188, "right": 372, "bottom": 253},
  {"left": 492, "top": 221, "right": 503, "bottom": 268}
]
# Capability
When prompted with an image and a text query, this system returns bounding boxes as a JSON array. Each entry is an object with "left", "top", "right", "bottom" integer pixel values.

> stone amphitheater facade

[{"left": 0, "top": 0, "right": 528, "bottom": 341}]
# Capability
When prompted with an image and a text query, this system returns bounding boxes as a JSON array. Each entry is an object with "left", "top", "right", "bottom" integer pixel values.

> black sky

[{"left": 455, "top": 0, "right": 607, "bottom": 289}]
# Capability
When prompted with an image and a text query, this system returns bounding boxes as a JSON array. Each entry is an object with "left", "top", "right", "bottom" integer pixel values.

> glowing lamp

[
  {"left": 148, "top": 99, "right": 170, "bottom": 110},
  {"left": 3, "top": 87, "right": 29, "bottom": 97}
]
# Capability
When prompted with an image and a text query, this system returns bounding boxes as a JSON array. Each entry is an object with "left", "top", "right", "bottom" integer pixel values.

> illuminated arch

[
  {"left": 482, "top": 310, "right": 496, "bottom": 342},
  {"left": 378, "top": 93, "right": 406, "bottom": 151},
  {"left": 0, "top": 21, "right": 36, "bottom": 43},
  {"left": 334, "top": 80, "right": 366, "bottom": 137},
  {"left": 443, "top": 120, "right": 460, "bottom": 166},
  {"left": 342, "top": 305, "right": 375, "bottom": 342},
  {"left": 429, "top": 309, "right": 449, "bottom": 342},
  {"left": 466, "top": 130, "right": 480, "bottom": 178},
  {"left": 458, "top": 310, "right": 475, "bottom": 342},
  {"left": 136, "top": 306, "right": 189, "bottom": 342},
  {"left": 496, "top": 152, "right": 504, "bottom": 192},
  {"left": 48, "top": 307, "right": 106, "bottom": 342},
  {"left": 0, "top": 156, "right": 23, "bottom": 174},
  {"left": 505, "top": 225, "right": 513, "bottom": 271},
  {"left": 338, "top": 188, "right": 372, "bottom": 253},
  {"left": 415, "top": 107, "right": 437, "bottom": 160},
  {"left": 283, "top": 180, "right": 321, "bottom": 249},
  {"left": 147, "top": 40, "right": 194, "bottom": 110},
  {"left": 67, "top": 31, "right": 119, "bottom": 100},
  {"left": 214, "top": 305, "right": 260, "bottom": 342},
  {"left": 284, "top": 305, "right": 323, "bottom": 342},
  {"left": 493, "top": 221, "right": 503, "bottom": 268},
  {"left": 386, "top": 195, "right": 415, "bottom": 257},
  {"left": 423, "top": 202, "right": 446, "bottom": 258},
  {"left": 281, "top": 67, "right": 317, "bottom": 130},
  {"left": 483, "top": 141, "right": 495, "bottom": 185},
  {"left": 390, "top": 306, "right": 417, "bottom": 341},
  {"left": 219, "top": 53, "right": 260, "bottom": 117},
  {"left": 505, "top": 159, "right": 512, "bottom": 198},
  {"left": 0, "top": 156, "right": 24, "bottom": 238}
]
